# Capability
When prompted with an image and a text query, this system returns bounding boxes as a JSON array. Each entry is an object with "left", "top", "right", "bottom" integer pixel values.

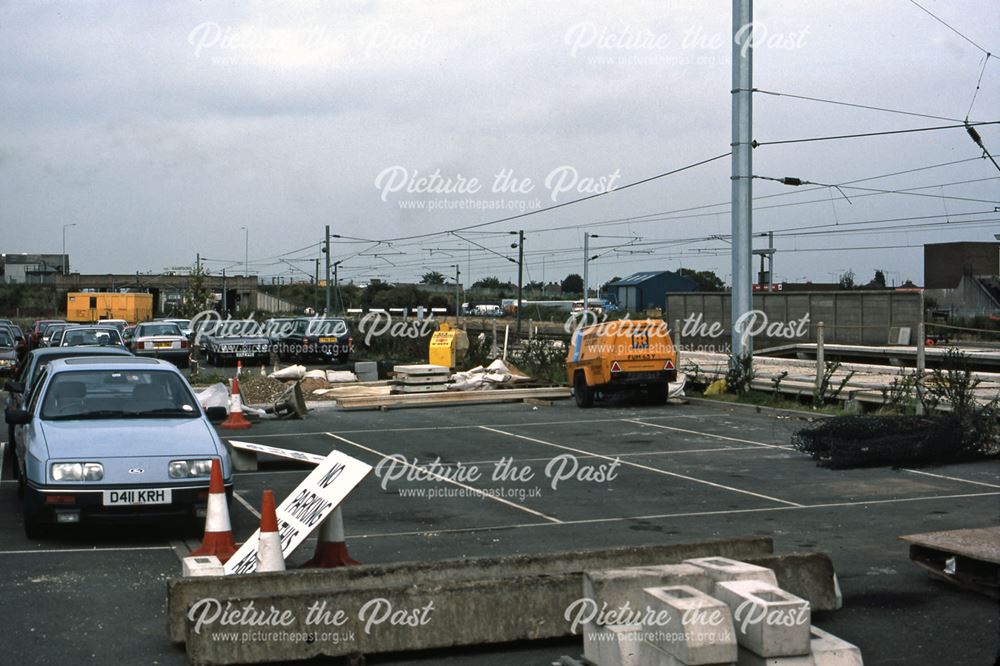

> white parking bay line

[
  {"left": 0, "top": 545, "right": 173, "bottom": 556},
  {"left": 479, "top": 426, "right": 803, "bottom": 508},
  {"left": 902, "top": 468, "right": 1000, "bottom": 489},
  {"left": 323, "top": 432, "right": 562, "bottom": 524},
  {"left": 623, "top": 419, "right": 791, "bottom": 449},
  {"left": 234, "top": 491, "right": 262, "bottom": 519},
  {"left": 346, "top": 490, "right": 1000, "bottom": 540}
]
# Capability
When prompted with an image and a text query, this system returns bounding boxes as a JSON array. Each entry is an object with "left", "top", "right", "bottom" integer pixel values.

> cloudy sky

[{"left": 2, "top": 0, "right": 997, "bottom": 288}]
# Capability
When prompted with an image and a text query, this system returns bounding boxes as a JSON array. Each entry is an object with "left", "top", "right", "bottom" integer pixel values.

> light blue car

[{"left": 4, "top": 356, "right": 232, "bottom": 538}]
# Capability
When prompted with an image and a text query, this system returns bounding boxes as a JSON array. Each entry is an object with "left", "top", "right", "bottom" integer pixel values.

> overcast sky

[{"left": 2, "top": 1, "right": 998, "bottom": 288}]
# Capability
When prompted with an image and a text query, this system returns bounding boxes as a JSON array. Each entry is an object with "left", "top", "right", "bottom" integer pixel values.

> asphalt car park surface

[{"left": 1, "top": 397, "right": 998, "bottom": 665}]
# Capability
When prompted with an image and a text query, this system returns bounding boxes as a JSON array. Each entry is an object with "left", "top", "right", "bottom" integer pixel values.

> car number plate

[
  {"left": 236, "top": 351, "right": 255, "bottom": 357},
  {"left": 103, "top": 489, "right": 172, "bottom": 506},
  {"left": 319, "top": 337, "right": 337, "bottom": 343},
  {"left": 154, "top": 342, "right": 172, "bottom": 349}
]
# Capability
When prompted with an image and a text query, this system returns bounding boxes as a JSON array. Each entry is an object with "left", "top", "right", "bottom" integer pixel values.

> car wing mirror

[
  {"left": 4, "top": 407, "right": 30, "bottom": 425},
  {"left": 205, "top": 406, "right": 228, "bottom": 422}
]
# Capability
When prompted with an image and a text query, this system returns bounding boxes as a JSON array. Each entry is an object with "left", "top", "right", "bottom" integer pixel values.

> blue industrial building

[{"left": 605, "top": 271, "right": 698, "bottom": 312}]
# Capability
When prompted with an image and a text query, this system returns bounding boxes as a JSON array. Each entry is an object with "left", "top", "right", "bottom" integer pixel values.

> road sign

[{"left": 223, "top": 447, "right": 372, "bottom": 575}]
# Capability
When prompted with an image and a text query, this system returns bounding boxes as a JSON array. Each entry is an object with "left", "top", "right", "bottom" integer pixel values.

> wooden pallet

[
  {"left": 335, "top": 387, "right": 571, "bottom": 411},
  {"left": 899, "top": 527, "right": 1000, "bottom": 598}
]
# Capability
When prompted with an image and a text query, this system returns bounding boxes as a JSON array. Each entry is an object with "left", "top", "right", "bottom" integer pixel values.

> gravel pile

[{"left": 238, "top": 374, "right": 290, "bottom": 405}]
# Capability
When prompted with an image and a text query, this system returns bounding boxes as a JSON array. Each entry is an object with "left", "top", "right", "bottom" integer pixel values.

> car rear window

[
  {"left": 0, "top": 330, "right": 13, "bottom": 347},
  {"left": 62, "top": 329, "right": 124, "bottom": 347},
  {"left": 138, "top": 324, "right": 182, "bottom": 337},
  {"left": 41, "top": 370, "right": 199, "bottom": 420}
]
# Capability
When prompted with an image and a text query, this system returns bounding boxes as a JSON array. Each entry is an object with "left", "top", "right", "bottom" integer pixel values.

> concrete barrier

[
  {"left": 583, "top": 622, "right": 642, "bottom": 666},
  {"left": 168, "top": 537, "right": 773, "bottom": 646},
  {"left": 583, "top": 563, "right": 712, "bottom": 614},
  {"left": 742, "top": 553, "right": 842, "bottom": 611}
]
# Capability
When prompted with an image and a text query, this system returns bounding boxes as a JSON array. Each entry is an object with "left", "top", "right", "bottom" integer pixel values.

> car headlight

[
  {"left": 169, "top": 459, "right": 214, "bottom": 478},
  {"left": 52, "top": 462, "right": 103, "bottom": 482},
  {"left": 0, "top": 359, "right": 11, "bottom": 366}
]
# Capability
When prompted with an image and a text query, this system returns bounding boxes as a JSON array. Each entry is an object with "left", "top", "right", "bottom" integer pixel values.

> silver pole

[
  {"left": 731, "top": 0, "right": 754, "bottom": 366},
  {"left": 767, "top": 231, "right": 774, "bottom": 291},
  {"left": 915, "top": 322, "right": 926, "bottom": 415},
  {"left": 324, "top": 225, "right": 331, "bottom": 314},
  {"left": 583, "top": 232, "right": 590, "bottom": 310}
]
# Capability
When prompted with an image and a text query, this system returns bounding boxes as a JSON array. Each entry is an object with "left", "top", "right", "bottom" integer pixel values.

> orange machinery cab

[{"left": 565, "top": 319, "right": 677, "bottom": 408}]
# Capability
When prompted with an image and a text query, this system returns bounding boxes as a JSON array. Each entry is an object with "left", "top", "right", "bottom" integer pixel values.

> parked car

[
  {"left": 1, "top": 323, "right": 26, "bottom": 358},
  {"left": 3, "top": 346, "right": 135, "bottom": 478},
  {"left": 129, "top": 322, "right": 190, "bottom": 367},
  {"left": 60, "top": 326, "right": 127, "bottom": 349},
  {"left": 95, "top": 319, "right": 129, "bottom": 333},
  {"left": 0, "top": 328, "right": 17, "bottom": 377},
  {"left": 4, "top": 356, "right": 232, "bottom": 537},
  {"left": 41, "top": 323, "right": 69, "bottom": 347},
  {"left": 159, "top": 318, "right": 193, "bottom": 340},
  {"left": 28, "top": 320, "right": 65, "bottom": 350},
  {"left": 47, "top": 327, "right": 68, "bottom": 347},
  {"left": 273, "top": 317, "right": 353, "bottom": 364},
  {"left": 202, "top": 320, "right": 270, "bottom": 367}
]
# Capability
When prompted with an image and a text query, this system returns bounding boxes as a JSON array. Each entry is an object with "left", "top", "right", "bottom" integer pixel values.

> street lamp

[
  {"left": 61, "top": 223, "right": 77, "bottom": 275},
  {"left": 240, "top": 226, "right": 249, "bottom": 277}
]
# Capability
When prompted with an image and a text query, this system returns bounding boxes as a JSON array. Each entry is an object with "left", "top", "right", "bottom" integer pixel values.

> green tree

[
  {"left": 838, "top": 270, "right": 856, "bottom": 290},
  {"left": 561, "top": 273, "right": 583, "bottom": 295},
  {"left": 677, "top": 268, "right": 725, "bottom": 292},
  {"left": 178, "top": 266, "right": 214, "bottom": 317},
  {"left": 421, "top": 271, "right": 446, "bottom": 285},
  {"left": 472, "top": 276, "right": 515, "bottom": 290}
]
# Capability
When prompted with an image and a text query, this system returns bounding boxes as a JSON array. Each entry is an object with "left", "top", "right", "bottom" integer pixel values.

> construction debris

[
  {"left": 238, "top": 373, "right": 292, "bottom": 405},
  {"left": 449, "top": 359, "right": 531, "bottom": 391},
  {"left": 336, "top": 386, "right": 571, "bottom": 410}
]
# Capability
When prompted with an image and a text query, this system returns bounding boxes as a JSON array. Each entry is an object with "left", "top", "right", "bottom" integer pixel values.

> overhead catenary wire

[
  {"left": 754, "top": 89, "right": 973, "bottom": 123},
  {"left": 754, "top": 121, "right": 1000, "bottom": 147},
  {"left": 907, "top": 0, "right": 997, "bottom": 57}
]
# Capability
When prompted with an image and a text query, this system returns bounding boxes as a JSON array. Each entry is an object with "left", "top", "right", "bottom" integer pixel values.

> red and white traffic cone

[
  {"left": 237, "top": 360, "right": 242, "bottom": 376},
  {"left": 302, "top": 506, "right": 359, "bottom": 568},
  {"left": 221, "top": 376, "right": 252, "bottom": 430},
  {"left": 255, "top": 489, "right": 285, "bottom": 573},
  {"left": 190, "top": 459, "right": 237, "bottom": 564}
]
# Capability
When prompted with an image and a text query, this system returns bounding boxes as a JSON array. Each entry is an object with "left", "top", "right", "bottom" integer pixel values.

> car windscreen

[
  {"left": 137, "top": 324, "right": 182, "bottom": 337},
  {"left": 62, "top": 329, "right": 123, "bottom": 347},
  {"left": 0, "top": 330, "right": 13, "bottom": 347},
  {"left": 40, "top": 369, "right": 200, "bottom": 420}
]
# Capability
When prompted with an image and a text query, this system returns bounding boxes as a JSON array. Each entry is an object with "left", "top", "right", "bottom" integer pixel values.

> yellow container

[
  {"left": 428, "top": 323, "right": 469, "bottom": 369},
  {"left": 66, "top": 292, "right": 153, "bottom": 324}
]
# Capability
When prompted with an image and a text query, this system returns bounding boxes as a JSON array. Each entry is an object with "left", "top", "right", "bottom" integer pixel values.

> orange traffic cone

[
  {"left": 302, "top": 506, "right": 359, "bottom": 568},
  {"left": 190, "top": 459, "right": 237, "bottom": 563},
  {"left": 237, "top": 360, "right": 243, "bottom": 376},
  {"left": 221, "top": 376, "right": 252, "bottom": 430},
  {"left": 255, "top": 490, "right": 285, "bottom": 572}
]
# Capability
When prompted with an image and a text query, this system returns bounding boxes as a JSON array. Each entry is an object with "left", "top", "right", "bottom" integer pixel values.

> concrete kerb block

[
  {"left": 642, "top": 585, "right": 737, "bottom": 665},
  {"left": 583, "top": 622, "right": 643, "bottom": 666},
  {"left": 808, "top": 625, "right": 863, "bottom": 665},
  {"left": 182, "top": 555, "right": 224, "bottom": 577},
  {"left": 583, "top": 564, "right": 712, "bottom": 617},
  {"left": 685, "top": 557, "right": 779, "bottom": 587},
  {"left": 714, "top": 581, "right": 811, "bottom": 658}
]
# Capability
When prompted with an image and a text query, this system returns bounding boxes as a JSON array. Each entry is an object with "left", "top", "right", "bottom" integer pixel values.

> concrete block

[
  {"left": 226, "top": 441, "right": 258, "bottom": 472},
  {"left": 808, "top": 626, "right": 863, "bottom": 665},
  {"left": 354, "top": 361, "right": 378, "bottom": 381},
  {"left": 743, "top": 553, "right": 842, "bottom": 611},
  {"left": 685, "top": 556, "right": 779, "bottom": 587},
  {"left": 642, "top": 585, "right": 737, "bottom": 665},
  {"left": 714, "top": 581, "right": 811, "bottom": 658},
  {"left": 584, "top": 564, "right": 711, "bottom": 615},
  {"left": 639, "top": 640, "right": 734, "bottom": 666},
  {"left": 583, "top": 622, "right": 642, "bottom": 666},
  {"left": 736, "top": 646, "right": 815, "bottom": 665},
  {"left": 182, "top": 555, "right": 224, "bottom": 577}
]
